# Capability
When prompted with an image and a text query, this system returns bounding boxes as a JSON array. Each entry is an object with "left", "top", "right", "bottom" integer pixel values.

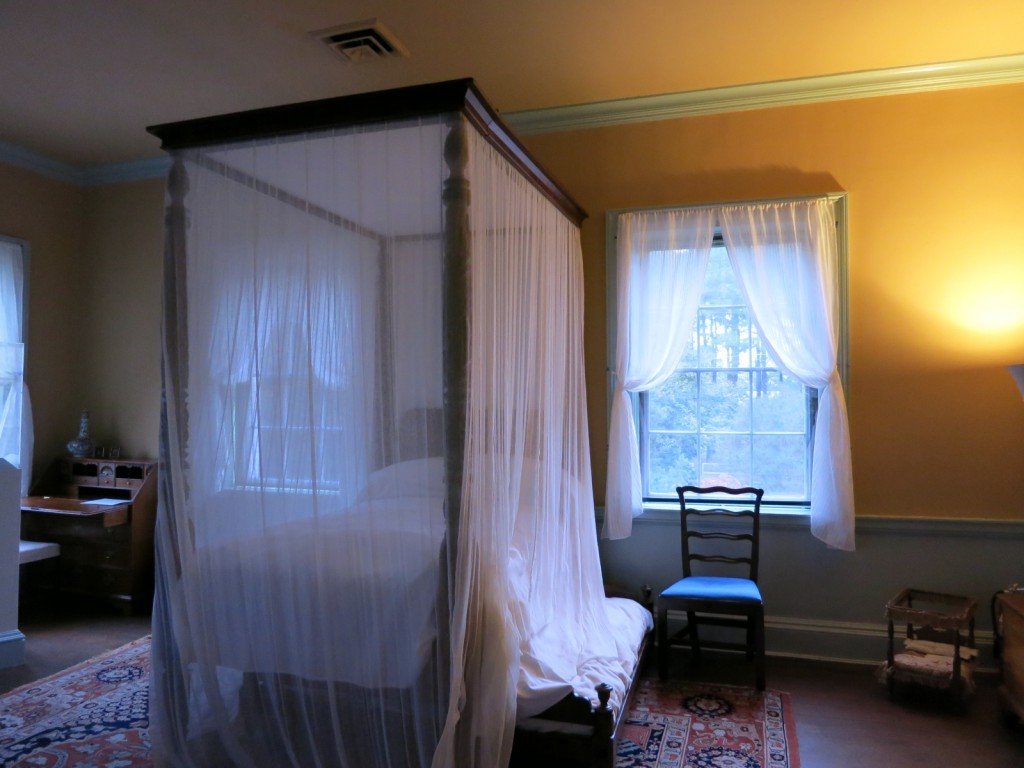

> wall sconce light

[{"left": 1009, "top": 364, "right": 1024, "bottom": 400}]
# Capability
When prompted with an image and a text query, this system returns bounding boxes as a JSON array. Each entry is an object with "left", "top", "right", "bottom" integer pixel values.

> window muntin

[{"left": 638, "top": 243, "right": 815, "bottom": 503}]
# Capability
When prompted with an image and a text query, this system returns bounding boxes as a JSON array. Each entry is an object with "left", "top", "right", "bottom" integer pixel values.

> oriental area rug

[
  {"left": 0, "top": 635, "right": 151, "bottom": 766},
  {"left": 0, "top": 638, "right": 799, "bottom": 768},
  {"left": 615, "top": 678, "right": 800, "bottom": 768}
]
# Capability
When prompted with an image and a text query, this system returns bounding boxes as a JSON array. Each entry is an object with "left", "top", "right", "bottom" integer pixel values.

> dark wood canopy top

[{"left": 146, "top": 78, "right": 586, "bottom": 225}]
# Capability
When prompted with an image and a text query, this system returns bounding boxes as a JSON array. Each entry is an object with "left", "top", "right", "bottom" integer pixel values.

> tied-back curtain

[
  {"left": 605, "top": 209, "right": 714, "bottom": 539},
  {"left": 434, "top": 128, "right": 606, "bottom": 767},
  {"left": 0, "top": 239, "right": 31, "bottom": 495},
  {"left": 719, "top": 199, "right": 855, "bottom": 550}
]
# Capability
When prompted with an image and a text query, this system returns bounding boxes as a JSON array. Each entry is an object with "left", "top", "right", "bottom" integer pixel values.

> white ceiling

[{"left": 2, "top": 0, "right": 1021, "bottom": 169}]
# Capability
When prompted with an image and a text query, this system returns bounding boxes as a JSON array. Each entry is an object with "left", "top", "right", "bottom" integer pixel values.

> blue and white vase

[{"left": 67, "top": 410, "right": 96, "bottom": 458}]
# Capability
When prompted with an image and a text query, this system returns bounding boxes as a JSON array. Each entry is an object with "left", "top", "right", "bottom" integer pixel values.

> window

[
  {"left": 605, "top": 196, "right": 854, "bottom": 549},
  {"left": 0, "top": 235, "right": 30, "bottom": 493},
  {"left": 639, "top": 240, "right": 817, "bottom": 503},
  {"left": 231, "top": 376, "right": 348, "bottom": 493}
]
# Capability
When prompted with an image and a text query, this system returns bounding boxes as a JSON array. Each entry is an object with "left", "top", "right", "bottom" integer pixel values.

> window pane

[
  {"left": 646, "top": 432, "right": 698, "bottom": 496},
  {"left": 752, "top": 434, "right": 808, "bottom": 498},
  {"left": 751, "top": 371, "right": 807, "bottom": 433},
  {"left": 700, "top": 370, "right": 750, "bottom": 432},
  {"left": 700, "top": 433, "right": 751, "bottom": 487},
  {"left": 647, "top": 371, "right": 697, "bottom": 431}
]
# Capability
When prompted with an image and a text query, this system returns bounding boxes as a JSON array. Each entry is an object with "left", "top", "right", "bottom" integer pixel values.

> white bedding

[
  {"left": 185, "top": 457, "right": 652, "bottom": 718},
  {"left": 515, "top": 596, "right": 653, "bottom": 719},
  {"left": 185, "top": 492, "right": 444, "bottom": 690}
]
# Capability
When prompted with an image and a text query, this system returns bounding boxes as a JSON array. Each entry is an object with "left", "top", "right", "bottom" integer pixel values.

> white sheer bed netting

[{"left": 152, "top": 113, "right": 650, "bottom": 768}]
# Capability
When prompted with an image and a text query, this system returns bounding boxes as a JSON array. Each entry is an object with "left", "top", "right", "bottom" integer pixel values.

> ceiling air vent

[{"left": 313, "top": 19, "right": 409, "bottom": 63}]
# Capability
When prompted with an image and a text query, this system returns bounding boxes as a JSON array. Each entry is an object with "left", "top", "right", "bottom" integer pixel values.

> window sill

[{"left": 595, "top": 502, "right": 810, "bottom": 530}]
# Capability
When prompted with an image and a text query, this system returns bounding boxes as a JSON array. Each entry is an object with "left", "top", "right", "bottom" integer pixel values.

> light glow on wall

[{"left": 937, "top": 259, "right": 1024, "bottom": 335}]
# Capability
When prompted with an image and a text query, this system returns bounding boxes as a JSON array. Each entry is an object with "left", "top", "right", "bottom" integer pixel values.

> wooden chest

[{"left": 997, "top": 591, "right": 1024, "bottom": 725}]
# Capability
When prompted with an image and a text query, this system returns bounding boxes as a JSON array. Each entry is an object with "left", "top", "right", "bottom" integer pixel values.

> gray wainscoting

[{"left": 598, "top": 508, "right": 1024, "bottom": 671}]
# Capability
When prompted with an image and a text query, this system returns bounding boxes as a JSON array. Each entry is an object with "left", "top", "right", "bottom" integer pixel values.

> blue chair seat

[{"left": 661, "top": 576, "right": 762, "bottom": 603}]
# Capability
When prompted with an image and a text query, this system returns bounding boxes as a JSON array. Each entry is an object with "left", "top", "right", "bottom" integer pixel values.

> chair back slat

[{"left": 676, "top": 485, "right": 763, "bottom": 582}]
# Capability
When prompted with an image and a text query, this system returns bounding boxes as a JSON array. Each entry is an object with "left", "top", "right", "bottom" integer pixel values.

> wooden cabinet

[
  {"left": 21, "top": 457, "right": 157, "bottom": 614},
  {"left": 996, "top": 591, "right": 1024, "bottom": 726}
]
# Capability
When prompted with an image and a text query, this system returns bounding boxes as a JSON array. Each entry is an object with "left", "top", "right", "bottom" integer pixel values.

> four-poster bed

[{"left": 147, "top": 78, "right": 651, "bottom": 768}]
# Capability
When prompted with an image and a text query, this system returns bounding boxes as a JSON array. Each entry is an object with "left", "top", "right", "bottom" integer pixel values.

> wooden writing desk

[{"left": 21, "top": 458, "right": 157, "bottom": 614}]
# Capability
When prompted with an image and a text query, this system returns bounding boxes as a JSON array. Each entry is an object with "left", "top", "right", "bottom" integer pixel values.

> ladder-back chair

[{"left": 657, "top": 485, "right": 765, "bottom": 690}]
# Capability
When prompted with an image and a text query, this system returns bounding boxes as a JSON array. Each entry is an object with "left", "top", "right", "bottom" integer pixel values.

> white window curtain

[
  {"left": 0, "top": 239, "right": 31, "bottom": 495},
  {"left": 606, "top": 198, "right": 854, "bottom": 549},
  {"left": 605, "top": 208, "right": 714, "bottom": 539},
  {"left": 719, "top": 199, "right": 855, "bottom": 550}
]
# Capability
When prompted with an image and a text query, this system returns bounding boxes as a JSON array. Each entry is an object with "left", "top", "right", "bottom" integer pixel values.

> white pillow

[{"left": 358, "top": 457, "right": 445, "bottom": 501}]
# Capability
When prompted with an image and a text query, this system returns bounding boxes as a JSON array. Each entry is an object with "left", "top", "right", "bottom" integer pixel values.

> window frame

[{"left": 605, "top": 193, "right": 849, "bottom": 513}]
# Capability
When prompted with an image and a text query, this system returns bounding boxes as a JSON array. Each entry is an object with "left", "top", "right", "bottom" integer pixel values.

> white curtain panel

[
  {"left": 720, "top": 199, "right": 855, "bottom": 550},
  {"left": 0, "top": 239, "right": 30, "bottom": 494},
  {"left": 604, "top": 208, "right": 714, "bottom": 539}
]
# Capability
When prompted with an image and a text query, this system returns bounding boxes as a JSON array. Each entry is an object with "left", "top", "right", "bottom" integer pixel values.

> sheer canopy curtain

[
  {"left": 605, "top": 208, "right": 714, "bottom": 539},
  {"left": 0, "top": 238, "right": 31, "bottom": 495},
  {"left": 153, "top": 120, "right": 453, "bottom": 767},
  {"left": 153, "top": 112, "right": 604, "bottom": 768},
  {"left": 434, "top": 128, "right": 607, "bottom": 768},
  {"left": 720, "top": 199, "right": 855, "bottom": 550}
]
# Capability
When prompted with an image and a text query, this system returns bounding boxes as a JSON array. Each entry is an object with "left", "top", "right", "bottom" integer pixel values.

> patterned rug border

[{"left": 0, "top": 634, "right": 152, "bottom": 700}]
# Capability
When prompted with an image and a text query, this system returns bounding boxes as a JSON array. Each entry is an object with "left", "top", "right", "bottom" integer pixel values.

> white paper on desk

[{"left": 81, "top": 498, "right": 126, "bottom": 506}]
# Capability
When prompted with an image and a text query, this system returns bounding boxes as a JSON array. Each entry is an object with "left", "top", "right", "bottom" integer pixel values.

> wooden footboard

[{"left": 511, "top": 627, "right": 653, "bottom": 768}]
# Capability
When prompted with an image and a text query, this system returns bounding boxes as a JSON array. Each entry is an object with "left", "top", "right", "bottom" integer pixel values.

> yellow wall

[
  {"left": 0, "top": 164, "right": 86, "bottom": 484},
  {"left": 524, "top": 82, "right": 1024, "bottom": 519},
  {"left": 0, "top": 166, "right": 163, "bottom": 484},
  {"left": 5, "top": 80, "right": 1024, "bottom": 520},
  {"left": 80, "top": 180, "right": 164, "bottom": 461}
]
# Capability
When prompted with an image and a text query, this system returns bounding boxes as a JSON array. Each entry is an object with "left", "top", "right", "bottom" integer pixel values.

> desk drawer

[
  {"left": 57, "top": 539, "right": 131, "bottom": 568},
  {"left": 21, "top": 512, "right": 130, "bottom": 543},
  {"left": 58, "top": 562, "right": 133, "bottom": 596}
]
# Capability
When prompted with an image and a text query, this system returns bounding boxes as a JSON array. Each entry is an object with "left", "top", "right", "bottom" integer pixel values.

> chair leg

[
  {"left": 687, "top": 611, "right": 701, "bottom": 664},
  {"left": 754, "top": 608, "right": 766, "bottom": 691},
  {"left": 657, "top": 606, "right": 669, "bottom": 680},
  {"left": 746, "top": 617, "right": 755, "bottom": 661}
]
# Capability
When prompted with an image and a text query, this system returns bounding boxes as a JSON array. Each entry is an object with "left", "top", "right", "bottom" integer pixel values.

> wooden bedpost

[
  {"left": 592, "top": 683, "right": 615, "bottom": 768},
  {"left": 437, "top": 116, "right": 470, "bottom": 723},
  {"left": 442, "top": 117, "right": 469, "bottom": 570}
]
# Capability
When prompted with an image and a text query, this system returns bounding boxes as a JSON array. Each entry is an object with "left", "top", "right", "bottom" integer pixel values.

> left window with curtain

[{"left": 0, "top": 235, "right": 31, "bottom": 495}]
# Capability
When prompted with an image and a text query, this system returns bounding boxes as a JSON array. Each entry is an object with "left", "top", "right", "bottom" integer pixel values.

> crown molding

[
  {"left": 0, "top": 141, "right": 170, "bottom": 187},
  {"left": 80, "top": 156, "right": 171, "bottom": 186},
  {"left": 0, "top": 140, "right": 84, "bottom": 185},
  {"left": 505, "top": 53, "right": 1024, "bottom": 134},
  {"left": 3, "top": 54, "right": 1023, "bottom": 182}
]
